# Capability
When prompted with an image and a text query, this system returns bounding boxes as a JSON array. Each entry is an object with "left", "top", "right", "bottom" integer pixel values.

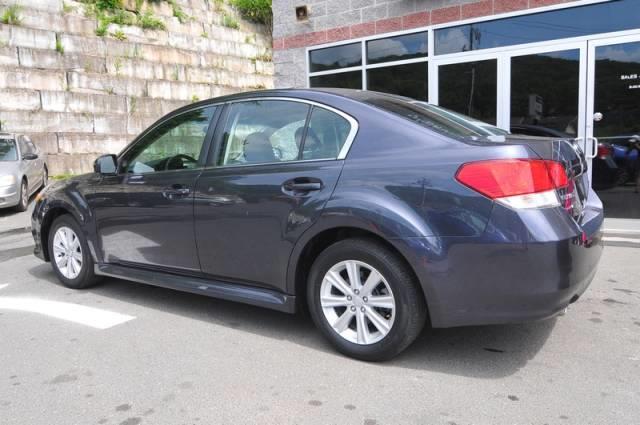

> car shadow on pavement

[{"left": 27, "top": 262, "right": 556, "bottom": 378}]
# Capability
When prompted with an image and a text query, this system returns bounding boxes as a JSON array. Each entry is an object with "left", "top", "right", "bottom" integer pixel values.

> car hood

[{"left": 0, "top": 160, "right": 21, "bottom": 175}]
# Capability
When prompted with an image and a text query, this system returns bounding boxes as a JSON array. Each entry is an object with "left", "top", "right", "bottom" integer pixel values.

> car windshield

[
  {"left": 363, "top": 96, "right": 509, "bottom": 140},
  {"left": 0, "top": 138, "right": 18, "bottom": 161}
]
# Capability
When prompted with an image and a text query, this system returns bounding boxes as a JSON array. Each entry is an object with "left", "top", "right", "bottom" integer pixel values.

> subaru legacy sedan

[{"left": 31, "top": 89, "right": 603, "bottom": 361}]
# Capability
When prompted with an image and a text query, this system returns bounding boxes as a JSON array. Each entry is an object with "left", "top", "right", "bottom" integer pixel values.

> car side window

[
  {"left": 302, "top": 107, "right": 352, "bottom": 160},
  {"left": 0, "top": 138, "right": 17, "bottom": 161},
  {"left": 123, "top": 106, "right": 216, "bottom": 174},
  {"left": 218, "top": 100, "right": 310, "bottom": 166}
]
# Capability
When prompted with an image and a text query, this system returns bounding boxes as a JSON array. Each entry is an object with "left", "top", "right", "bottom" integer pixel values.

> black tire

[
  {"left": 48, "top": 215, "right": 101, "bottom": 289},
  {"left": 307, "top": 238, "right": 427, "bottom": 361},
  {"left": 15, "top": 179, "right": 28, "bottom": 212}
]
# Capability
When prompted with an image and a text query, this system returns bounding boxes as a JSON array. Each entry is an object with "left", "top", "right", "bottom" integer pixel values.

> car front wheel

[
  {"left": 48, "top": 215, "right": 101, "bottom": 289},
  {"left": 15, "top": 179, "right": 28, "bottom": 212},
  {"left": 307, "top": 238, "right": 427, "bottom": 361}
]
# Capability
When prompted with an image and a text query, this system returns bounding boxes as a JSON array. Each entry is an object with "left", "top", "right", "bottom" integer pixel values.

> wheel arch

[
  {"left": 40, "top": 206, "right": 74, "bottom": 262},
  {"left": 288, "top": 224, "right": 432, "bottom": 324}
]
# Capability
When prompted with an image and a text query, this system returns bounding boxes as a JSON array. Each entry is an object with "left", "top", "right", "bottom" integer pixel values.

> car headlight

[{"left": 0, "top": 175, "right": 16, "bottom": 186}]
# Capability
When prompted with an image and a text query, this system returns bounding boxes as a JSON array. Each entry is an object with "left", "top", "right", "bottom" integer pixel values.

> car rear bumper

[
  {"left": 396, "top": 189, "right": 604, "bottom": 328},
  {"left": 0, "top": 184, "right": 19, "bottom": 208}
]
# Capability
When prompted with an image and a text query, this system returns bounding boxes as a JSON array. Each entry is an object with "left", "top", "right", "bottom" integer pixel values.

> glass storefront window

[
  {"left": 510, "top": 49, "right": 580, "bottom": 137},
  {"left": 366, "top": 32, "right": 428, "bottom": 64},
  {"left": 435, "top": 0, "right": 640, "bottom": 55},
  {"left": 594, "top": 41, "right": 640, "bottom": 143},
  {"left": 309, "top": 43, "right": 362, "bottom": 73},
  {"left": 310, "top": 71, "right": 363, "bottom": 89},
  {"left": 438, "top": 59, "right": 497, "bottom": 124},
  {"left": 367, "top": 62, "right": 428, "bottom": 101},
  {"left": 592, "top": 40, "right": 640, "bottom": 218}
]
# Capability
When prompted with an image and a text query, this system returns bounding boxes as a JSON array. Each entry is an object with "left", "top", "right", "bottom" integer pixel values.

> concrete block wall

[{"left": 0, "top": 0, "right": 273, "bottom": 174}]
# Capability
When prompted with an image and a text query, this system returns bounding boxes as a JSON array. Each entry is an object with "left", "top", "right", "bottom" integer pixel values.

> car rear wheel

[
  {"left": 48, "top": 215, "right": 101, "bottom": 289},
  {"left": 307, "top": 238, "right": 427, "bottom": 361},
  {"left": 15, "top": 179, "right": 28, "bottom": 212}
]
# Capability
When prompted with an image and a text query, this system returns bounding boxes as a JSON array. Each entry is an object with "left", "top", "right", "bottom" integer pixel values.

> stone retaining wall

[{"left": 0, "top": 0, "right": 273, "bottom": 174}]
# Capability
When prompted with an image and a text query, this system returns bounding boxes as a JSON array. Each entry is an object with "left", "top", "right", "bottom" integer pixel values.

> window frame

[
  {"left": 305, "top": 0, "right": 636, "bottom": 105},
  {"left": 208, "top": 97, "right": 359, "bottom": 169},
  {"left": 116, "top": 104, "right": 221, "bottom": 176}
]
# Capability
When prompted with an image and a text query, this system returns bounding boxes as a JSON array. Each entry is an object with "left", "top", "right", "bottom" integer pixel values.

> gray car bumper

[{"left": 0, "top": 183, "right": 19, "bottom": 208}]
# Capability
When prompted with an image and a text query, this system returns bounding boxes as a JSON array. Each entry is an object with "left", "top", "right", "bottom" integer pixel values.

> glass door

[
  {"left": 506, "top": 43, "right": 587, "bottom": 148},
  {"left": 587, "top": 34, "right": 640, "bottom": 218},
  {"left": 432, "top": 51, "right": 503, "bottom": 127}
]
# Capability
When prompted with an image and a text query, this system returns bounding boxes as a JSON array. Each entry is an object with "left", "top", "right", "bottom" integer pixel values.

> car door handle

[
  {"left": 282, "top": 178, "right": 323, "bottom": 194},
  {"left": 162, "top": 185, "right": 190, "bottom": 199},
  {"left": 285, "top": 182, "right": 322, "bottom": 191}
]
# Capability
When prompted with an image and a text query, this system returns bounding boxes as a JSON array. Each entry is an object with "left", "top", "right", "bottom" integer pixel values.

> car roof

[{"left": 185, "top": 88, "right": 398, "bottom": 109}]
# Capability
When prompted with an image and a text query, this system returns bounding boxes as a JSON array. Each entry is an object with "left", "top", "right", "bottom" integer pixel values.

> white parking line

[
  {"left": 604, "top": 228, "right": 640, "bottom": 235},
  {"left": 603, "top": 236, "right": 640, "bottom": 244},
  {"left": 0, "top": 284, "right": 8, "bottom": 290},
  {"left": 0, "top": 297, "right": 135, "bottom": 329}
]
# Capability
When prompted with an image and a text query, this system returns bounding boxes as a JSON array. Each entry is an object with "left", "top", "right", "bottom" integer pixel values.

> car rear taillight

[
  {"left": 597, "top": 143, "right": 612, "bottom": 159},
  {"left": 456, "top": 159, "right": 569, "bottom": 209}
]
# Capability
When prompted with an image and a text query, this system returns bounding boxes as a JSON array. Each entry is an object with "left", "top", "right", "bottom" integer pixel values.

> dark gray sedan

[
  {"left": 31, "top": 89, "right": 603, "bottom": 361},
  {"left": 0, "top": 133, "right": 48, "bottom": 211}
]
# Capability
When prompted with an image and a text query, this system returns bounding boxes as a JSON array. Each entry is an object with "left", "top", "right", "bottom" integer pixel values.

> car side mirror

[
  {"left": 94, "top": 154, "right": 118, "bottom": 175},
  {"left": 23, "top": 153, "right": 38, "bottom": 160}
]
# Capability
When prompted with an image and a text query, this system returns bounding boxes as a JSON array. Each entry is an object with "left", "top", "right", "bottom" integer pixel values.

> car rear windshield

[
  {"left": 363, "top": 96, "right": 508, "bottom": 140},
  {"left": 0, "top": 138, "right": 17, "bottom": 161}
]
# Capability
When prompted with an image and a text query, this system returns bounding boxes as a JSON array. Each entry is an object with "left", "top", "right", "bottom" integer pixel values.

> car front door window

[{"left": 124, "top": 107, "right": 216, "bottom": 174}]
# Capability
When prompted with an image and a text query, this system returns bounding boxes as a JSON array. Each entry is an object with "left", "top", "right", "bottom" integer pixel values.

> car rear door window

[
  {"left": 218, "top": 100, "right": 310, "bottom": 166},
  {"left": 302, "top": 107, "right": 352, "bottom": 160},
  {"left": 123, "top": 106, "right": 216, "bottom": 174}
]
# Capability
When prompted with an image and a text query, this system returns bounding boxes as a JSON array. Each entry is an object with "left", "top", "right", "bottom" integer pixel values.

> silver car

[{"left": 0, "top": 133, "right": 48, "bottom": 211}]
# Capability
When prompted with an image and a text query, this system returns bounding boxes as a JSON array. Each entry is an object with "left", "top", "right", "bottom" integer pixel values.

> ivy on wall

[
  {"left": 79, "top": 0, "right": 272, "bottom": 38},
  {"left": 79, "top": 0, "right": 188, "bottom": 37},
  {"left": 230, "top": 0, "right": 272, "bottom": 27}
]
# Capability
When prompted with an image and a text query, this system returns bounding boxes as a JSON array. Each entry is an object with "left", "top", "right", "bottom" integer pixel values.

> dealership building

[{"left": 272, "top": 0, "right": 640, "bottom": 219}]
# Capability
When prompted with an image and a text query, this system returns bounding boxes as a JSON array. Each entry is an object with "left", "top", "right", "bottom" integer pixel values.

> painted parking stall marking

[
  {"left": 602, "top": 229, "right": 640, "bottom": 248},
  {"left": 0, "top": 297, "right": 135, "bottom": 329}
]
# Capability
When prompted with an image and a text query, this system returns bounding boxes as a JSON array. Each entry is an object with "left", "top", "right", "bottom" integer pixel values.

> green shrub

[
  {"left": 1, "top": 5, "right": 22, "bottom": 25},
  {"left": 55, "top": 39, "right": 65, "bottom": 54},
  {"left": 230, "top": 0, "right": 271, "bottom": 26},
  {"left": 221, "top": 13, "right": 239, "bottom": 29},
  {"left": 139, "top": 11, "right": 166, "bottom": 30},
  {"left": 95, "top": 21, "right": 108, "bottom": 36},
  {"left": 62, "top": 1, "right": 76, "bottom": 13},
  {"left": 113, "top": 29, "right": 127, "bottom": 40},
  {"left": 95, "top": 0, "right": 122, "bottom": 10},
  {"left": 167, "top": 0, "right": 189, "bottom": 23}
]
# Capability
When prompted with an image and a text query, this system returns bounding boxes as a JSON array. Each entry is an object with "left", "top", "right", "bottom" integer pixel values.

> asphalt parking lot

[{"left": 0, "top": 224, "right": 639, "bottom": 425}]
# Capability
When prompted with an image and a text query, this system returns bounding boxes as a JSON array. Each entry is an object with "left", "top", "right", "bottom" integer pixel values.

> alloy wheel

[
  {"left": 52, "top": 226, "right": 83, "bottom": 280},
  {"left": 320, "top": 260, "right": 396, "bottom": 345},
  {"left": 20, "top": 181, "right": 28, "bottom": 208}
]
